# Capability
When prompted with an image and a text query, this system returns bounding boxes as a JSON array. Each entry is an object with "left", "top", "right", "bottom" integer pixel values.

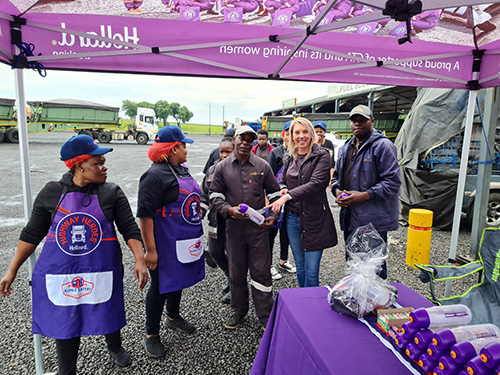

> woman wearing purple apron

[
  {"left": 0, "top": 135, "right": 148, "bottom": 375},
  {"left": 137, "top": 126, "right": 204, "bottom": 359}
]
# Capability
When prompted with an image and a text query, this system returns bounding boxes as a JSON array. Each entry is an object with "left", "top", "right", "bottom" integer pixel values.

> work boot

[{"left": 224, "top": 313, "right": 247, "bottom": 329}]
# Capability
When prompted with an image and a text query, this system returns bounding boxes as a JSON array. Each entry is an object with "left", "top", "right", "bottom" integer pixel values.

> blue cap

[
  {"left": 60, "top": 135, "right": 112, "bottom": 161},
  {"left": 225, "top": 127, "right": 236, "bottom": 135},
  {"left": 283, "top": 121, "right": 292, "bottom": 131},
  {"left": 155, "top": 125, "right": 194, "bottom": 143},
  {"left": 314, "top": 121, "right": 327, "bottom": 131}
]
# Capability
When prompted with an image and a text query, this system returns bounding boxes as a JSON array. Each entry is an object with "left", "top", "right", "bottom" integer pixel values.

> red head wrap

[
  {"left": 147, "top": 141, "right": 181, "bottom": 163},
  {"left": 63, "top": 154, "right": 92, "bottom": 169}
]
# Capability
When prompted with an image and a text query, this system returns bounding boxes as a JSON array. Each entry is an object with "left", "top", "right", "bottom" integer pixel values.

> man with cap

[
  {"left": 137, "top": 126, "right": 204, "bottom": 358},
  {"left": 0, "top": 134, "right": 148, "bottom": 374},
  {"left": 209, "top": 125, "right": 280, "bottom": 330},
  {"left": 331, "top": 105, "right": 400, "bottom": 279},
  {"left": 267, "top": 121, "right": 295, "bottom": 280}
]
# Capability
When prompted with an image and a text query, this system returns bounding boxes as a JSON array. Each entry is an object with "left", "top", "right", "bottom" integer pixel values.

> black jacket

[
  {"left": 200, "top": 161, "right": 225, "bottom": 239},
  {"left": 282, "top": 144, "right": 338, "bottom": 252}
]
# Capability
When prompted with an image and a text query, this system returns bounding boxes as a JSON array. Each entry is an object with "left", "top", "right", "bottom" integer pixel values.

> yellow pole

[{"left": 406, "top": 209, "right": 433, "bottom": 269}]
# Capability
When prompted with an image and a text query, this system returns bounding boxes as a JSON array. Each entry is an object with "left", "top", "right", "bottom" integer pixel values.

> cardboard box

[{"left": 376, "top": 307, "right": 414, "bottom": 333}]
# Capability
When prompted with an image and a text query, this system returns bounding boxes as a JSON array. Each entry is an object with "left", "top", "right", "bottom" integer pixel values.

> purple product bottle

[
  {"left": 480, "top": 343, "right": 500, "bottom": 369},
  {"left": 415, "top": 328, "right": 437, "bottom": 350},
  {"left": 467, "top": 356, "right": 495, "bottom": 375},
  {"left": 237, "top": 203, "right": 264, "bottom": 225},
  {"left": 428, "top": 343, "right": 447, "bottom": 361},
  {"left": 409, "top": 305, "right": 472, "bottom": 329},
  {"left": 401, "top": 321, "right": 420, "bottom": 340},
  {"left": 438, "top": 354, "right": 465, "bottom": 375},
  {"left": 434, "top": 367, "right": 446, "bottom": 375},
  {"left": 406, "top": 342, "right": 425, "bottom": 360},
  {"left": 452, "top": 339, "right": 500, "bottom": 366},
  {"left": 419, "top": 353, "right": 438, "bottom": 372},
  {"left": 433, "top": 325, "right": 500, "bottom": 353},
  {"left": 395, "top": 333, "right": 412, "bottom": 349}
]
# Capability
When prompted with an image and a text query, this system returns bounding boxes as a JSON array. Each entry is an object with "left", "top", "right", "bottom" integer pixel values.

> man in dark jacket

[{"left": 331, "top": 105, "right": 401, "bottom": 280}]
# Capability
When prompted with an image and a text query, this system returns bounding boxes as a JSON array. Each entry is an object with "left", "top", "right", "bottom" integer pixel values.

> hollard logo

[
  {"left": 358, "top": 24, "right": 373, "bottom": 34},
  {"left": 181, "top": 193, "right": 202, "bottom": 225},
  {"left": 189, "top": 239, "right": 203, "bottom": 257},
  {"left": 56, "top": 212, "right": 102, "bottom": 256},
  {"left": 319, "top": 17, "right": 330, "bottom": 26},
  {"left": 227, "top": 10, "right": 241, "bottom": 21},
  {"left": 55, "top": 22, "right": 139, "bottom": 50},
  {"left": 276, "top": 14, "right": 289, "bottom": 25},
  {"left": 61, "top": 276, "right": 94, "bottom": 299},
  {"left": 183, "top": 9, "right": 197, "bottom": 20}
]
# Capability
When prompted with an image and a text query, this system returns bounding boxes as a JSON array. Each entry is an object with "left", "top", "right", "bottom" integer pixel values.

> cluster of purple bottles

[{"left": 393, "top": 304, "right": 500, "bottom": 375}]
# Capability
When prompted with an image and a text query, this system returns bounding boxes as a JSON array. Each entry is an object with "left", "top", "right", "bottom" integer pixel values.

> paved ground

[{"left": 0, "top": 132, "right": 473, "bottom": 374}]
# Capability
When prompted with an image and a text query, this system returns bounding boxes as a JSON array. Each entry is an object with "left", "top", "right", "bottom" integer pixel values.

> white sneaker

[
  {"left": 270, "top": 265, "right": 282, "bottom": 280},
  {"left": 279, "top": 261, "right": 296, "bottom": 273}
]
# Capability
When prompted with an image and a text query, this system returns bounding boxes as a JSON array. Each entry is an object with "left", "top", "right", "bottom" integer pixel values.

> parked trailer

[
  {"left": 1, "top": 99, "right": 157, "bottom": 145},
  {"left": 0, "top": 98, "right": 18, "bottom": 143},
  {"left": 263, "top": 112, "right": 402, "bottom": 141}
]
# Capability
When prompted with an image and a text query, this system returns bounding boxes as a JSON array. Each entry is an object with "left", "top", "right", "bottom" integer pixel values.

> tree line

[{"left": 122, "top": 100, "right": 194, "bottom": 127}]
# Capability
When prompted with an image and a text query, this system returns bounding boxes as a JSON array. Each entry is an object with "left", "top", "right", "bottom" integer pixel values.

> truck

[
  {"left": 263, "top": 112, "right": 402, "bottom": 142},
  {"left": 0, "top": 99, "right": 158, "bottom": 145},
  {"left": 0, "top": 98, "right": 18, "bottom": 143}
]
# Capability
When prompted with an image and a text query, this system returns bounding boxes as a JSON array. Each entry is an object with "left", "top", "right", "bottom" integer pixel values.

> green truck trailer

[
  {"left": 0, "top": 98, "right": 18, "bottom": 143},
  {"left": 0, "top": 99, "right": 157, "bottom": 145},
  {"left": 263, "top": 112, "right": 403, "bottom": 141}
]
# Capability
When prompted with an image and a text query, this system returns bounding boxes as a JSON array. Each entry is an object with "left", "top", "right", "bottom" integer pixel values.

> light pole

[{"left": 209, "top": 102, "right": 211, "bottom": 135}]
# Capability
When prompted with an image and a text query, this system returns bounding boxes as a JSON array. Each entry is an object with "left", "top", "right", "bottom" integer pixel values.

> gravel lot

[{"left": 0, "top": 132, "right": 474, "bottom": 375}]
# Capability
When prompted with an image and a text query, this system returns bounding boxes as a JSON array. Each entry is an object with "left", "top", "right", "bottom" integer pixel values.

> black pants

[
  {"left": 227, "top": 220, "right": 273, "bottom": 326},
  {"left": 145, "top": 267, "right": 182, "bottom": 335},
  {"left": 208, "top": 223, "right": 229, "bottom": 277},
  {"left": 343, "top": 229, "right": 388, "bottom": 280},
  {"left": 268, "top": 224, "right": 289, "bottom": 262},
  {"left": 55, "top": 330, "right": 121, "bottom": 375}
]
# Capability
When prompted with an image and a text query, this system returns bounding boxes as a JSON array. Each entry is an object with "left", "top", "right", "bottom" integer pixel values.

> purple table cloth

[{"left": 251, "top": 283, "right": 434, "bottom": 375}]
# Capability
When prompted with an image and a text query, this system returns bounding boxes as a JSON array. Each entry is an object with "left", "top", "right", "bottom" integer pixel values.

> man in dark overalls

[{"left": 210, "top": 126, "right": 280, "bottom": 330}]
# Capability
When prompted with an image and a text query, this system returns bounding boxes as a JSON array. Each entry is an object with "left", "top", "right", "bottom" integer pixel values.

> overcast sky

[{"left": 0, "top": 64, "right": 334, "bottom": 125}]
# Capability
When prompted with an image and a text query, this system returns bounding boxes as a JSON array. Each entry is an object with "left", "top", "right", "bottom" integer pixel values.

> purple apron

[
  {"left": 32, "top": 191, "right": 125, "bottom": 340},
  {"left": 155, "top": 164, "right": 205, "bottom": 294}
]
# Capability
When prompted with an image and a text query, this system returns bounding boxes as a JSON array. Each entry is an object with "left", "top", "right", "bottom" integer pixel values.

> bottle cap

[
  {"left": 409, "top": 308, "right": 430, "bottom": 328},
  {"left": 238, "top": 203, "right": 248, "bottom": 213},
  {"left": 414, "top": 329, "right": 434, "bottom": 349},
  {"left": 451, "top": 341, "right": 475, "bottom": 365},
  {"left": 434, "top": 329, "right": 455, "bottom": 351}
]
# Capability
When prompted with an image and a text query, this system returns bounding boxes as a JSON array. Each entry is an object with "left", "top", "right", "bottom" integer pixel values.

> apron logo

[
  {"left": 56, "top": 212, "right": 102, "bottom": 256},
  {"left": 181, "top": 193, "right": 202, "bottom": 225},
  {"left": 189, "top": 239, "right": 203, "bottom": 257},
  {"left": 61, "top": 276, "right": 94, "bottom": 299}
]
